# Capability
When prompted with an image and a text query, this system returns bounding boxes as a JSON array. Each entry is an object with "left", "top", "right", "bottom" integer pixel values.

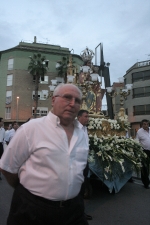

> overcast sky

[{"left": 0, "top": 0, "right": 150, "bottom": 85}]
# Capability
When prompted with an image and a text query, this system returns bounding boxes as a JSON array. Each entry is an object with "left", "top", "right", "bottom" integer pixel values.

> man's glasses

[{"left": 54, "top": 94, "right": 82, "bottom": 105}]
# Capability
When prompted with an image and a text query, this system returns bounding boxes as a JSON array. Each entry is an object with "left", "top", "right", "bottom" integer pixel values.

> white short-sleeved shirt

[
  {"left": 78, "top": 122, "right": 89, "bottom": 146},
  {"left": 4, "top": 130, "right": 10, "bottom": 142},
  {"left": 0, "top": 127, "right": 5, "bottom": 143},
  {"left": 136, "top": 127, "right": 150, "bottom": 150},
  {"left": 5, "top": 128, "right": 16, "bottom": 142},
  {"left": 0, "top": 112, "right": 89, "bottom": 200}
]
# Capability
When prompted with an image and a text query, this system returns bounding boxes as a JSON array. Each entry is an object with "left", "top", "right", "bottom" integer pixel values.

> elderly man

[
  {"left": 0, "top": 84, "right": 89, "bottom": 225},
  {"left": 136, "top": 119, "right": 150, "bottom": 189}
]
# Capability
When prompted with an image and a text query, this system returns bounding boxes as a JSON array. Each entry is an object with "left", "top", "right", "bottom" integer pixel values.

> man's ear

[
  {"left": 51, "top": 96, "right": 55, "bottom": 106},
  {"left": 77, "top": 116, "right": 81, "bottom": 122}
]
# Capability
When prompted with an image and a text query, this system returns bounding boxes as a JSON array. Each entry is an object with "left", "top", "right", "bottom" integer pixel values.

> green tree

[
  {"left": 28, "top": 53, "right": 48, "bottom": 118},
  {"left": 56, "top": 55, "right": 76, "bottom": 83},
  {"left": 56, "top": 56, "right": 68, "bottom": 83}
]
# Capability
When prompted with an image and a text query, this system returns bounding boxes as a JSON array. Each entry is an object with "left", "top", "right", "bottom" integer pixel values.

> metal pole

[
  {"left": 16, "top": 97, "right": 19, "bottom": 122},
  {"left": 95, "top": 43, "right": 101, "bottom": 65},
  {"left": 103, "top": 67, "right": 114, "bottom": 119}
]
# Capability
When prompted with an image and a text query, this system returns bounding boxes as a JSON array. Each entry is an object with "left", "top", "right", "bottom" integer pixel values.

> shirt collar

[
  {"left": 48, "top": 111, "right": 81, "bottom": 128},
  {"left": 142, "top": 127, "right": 150, "bottom": 132},
  {"left": 77, "top": 120, "right": 84, "bottom": 129}
]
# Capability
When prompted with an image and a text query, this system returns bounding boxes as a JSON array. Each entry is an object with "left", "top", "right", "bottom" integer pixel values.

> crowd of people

[
  {"left": 0, "top": 83, "right": 150, "bottom": 225},
  {"left": 0, "top": 119, "right": 19, "bottom": 180}
]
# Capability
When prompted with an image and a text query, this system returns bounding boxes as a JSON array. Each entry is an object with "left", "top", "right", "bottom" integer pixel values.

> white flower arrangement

[
  {"left": 88, "top": 134, "right": 147, "bottom": 181},
  {"left": 88, "top": 117, "right": 130, "bottom": 132}
]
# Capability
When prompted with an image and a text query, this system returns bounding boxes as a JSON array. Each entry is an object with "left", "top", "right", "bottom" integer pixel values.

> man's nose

[{"left": 69, "top": 97, "right": 76, "bottom": 106}]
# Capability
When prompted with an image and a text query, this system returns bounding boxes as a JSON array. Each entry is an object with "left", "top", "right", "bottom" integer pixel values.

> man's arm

[
  {"left": 9, "top": 130, "right": 15, "bottom": 142},
  {"left": 0, "top": 169, "right": 19, "bottom": 188},
  {"left": 135, "top": 131, "right": 140, "bottom": 141}
]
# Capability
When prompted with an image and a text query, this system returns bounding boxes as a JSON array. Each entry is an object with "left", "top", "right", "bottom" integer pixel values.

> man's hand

[{"left": 0, "top": 169, "right": 19, "bottom": 188}]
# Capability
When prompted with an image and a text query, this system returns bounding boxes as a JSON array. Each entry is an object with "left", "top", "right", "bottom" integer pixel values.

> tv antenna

[
  {"left": 145, "top": 54, "right": 150, "bottom": 59},
  {"left": 43, "top": 38, "right": 50, "bottom": 44}
]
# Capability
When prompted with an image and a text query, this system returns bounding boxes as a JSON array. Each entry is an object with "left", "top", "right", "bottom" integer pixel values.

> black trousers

[
  {"left": 80, "top": 163, "right": 89, "bottom": 198},
  {"left": 0, "top": 143, "right": 4, "bottom": 178},
  {"left": 7, "top": 184, "right": 89, "bottom": 225},
  {"left": 0, "top": 142, "right": 4, "bottom": 158},
  {"left": 141, "top": 150, "right": 150, "bottom": 187}
]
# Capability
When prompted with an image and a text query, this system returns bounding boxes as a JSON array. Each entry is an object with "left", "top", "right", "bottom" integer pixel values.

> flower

[
  {"left": 88, "top": 117, "right": 130, "bottom": 132},
  {"left": 88, "top": 135, "right": 147, "bottom": 181}
]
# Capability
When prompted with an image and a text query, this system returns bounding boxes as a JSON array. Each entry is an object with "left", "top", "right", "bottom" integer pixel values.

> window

[
  {"left": 40, "top": 110, "right": 48, "bottom": 116},
  {"left": 133, "top": 105, "right": 150, "bottom": 115},
  {"left": 133, "top": 87, "right": 144, "bottom": 98},
  {"left": 133, "top": 86, "right": 150, "bottom": 98},
  {"left": 132, "top": 72, "right": 143, "bottom": 82},
  {"left": 138, "top": 61, "right": 150, "bottom": 67},
  {"left": 8, "top": 58, "right": 14, "bottom": 70},
  {"left": 33, "top": 75, "right": 48, "bottom": 84},
  {"left": 145, "top": 86, "right": 150, "bottom": 97},
  {"left": 32, "top": 107, "right": 48, "bottom": 117},
  {"left": 7, "top": 74, "right": 13, "bottom": 86},
  {"left": 32, "top": 90, "right": 48, "bottom": 100},
  {"left": 5, "top": 107, "right": 11, "bottom": 119},
  {"left": 40, "top": 76, "right": 48, "bottom": 84},
  {"left": 144, "top": 70, "right": 150, "bottom": 79},
  {"left": 6, "top": 91, "right": 12, "bottom": 104},
  {"left": 41, "top": 90, "right": 48, "bottom": 99},
  {"left": 132, "top": 70, "right": 150, "bottom": 82},
  {"left": 32, "top": 91, "right": 40, "bottom": 100}
]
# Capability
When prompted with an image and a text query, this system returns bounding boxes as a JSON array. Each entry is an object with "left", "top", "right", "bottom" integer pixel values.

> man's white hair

[{"left": 53, "top": 83, "right": 82, "bottom": 99}]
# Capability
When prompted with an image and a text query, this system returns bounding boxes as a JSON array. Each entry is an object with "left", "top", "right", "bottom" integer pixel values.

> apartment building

[
  {"left": 110, "top": 60, "right": 150, "bottom": 137},
  {"left": 111, "top": 82, "right": 125, "bottom": 118},
  {"left": 0, "top": 38, "right": 83, "bottom": 125},
  {"left": 124, "top": 60, "right": 150, "bottom": 137}
]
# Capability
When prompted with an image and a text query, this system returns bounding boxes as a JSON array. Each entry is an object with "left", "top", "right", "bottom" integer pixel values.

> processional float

[{"left": 49, "top": 46, "right": 147, "bottom": 193}]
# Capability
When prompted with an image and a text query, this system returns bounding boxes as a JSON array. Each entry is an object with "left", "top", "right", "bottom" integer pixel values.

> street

[{"left": 0, "top": 174, "right": 150, "bottom": 225}]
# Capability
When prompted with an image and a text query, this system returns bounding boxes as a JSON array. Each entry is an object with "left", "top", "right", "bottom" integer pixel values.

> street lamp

[
  {"left": 16, "top": 97, "right": 19, "bottom": 122},
  {"left": 106, "top": 77, "right": 133, "bottom": 115}
]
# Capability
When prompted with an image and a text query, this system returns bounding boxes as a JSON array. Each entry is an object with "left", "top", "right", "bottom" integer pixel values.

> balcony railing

[
  {"left": 133, "top": 111, "right": 150, "bottom": 116},
  {"left": 5, "top": 113, "right": 11, "bottom": 119}
]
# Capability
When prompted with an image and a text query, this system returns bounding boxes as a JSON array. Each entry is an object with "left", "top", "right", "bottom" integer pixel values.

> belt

[
  {"left": 18, "top": 184, "right": 79, "bottom": 208},
  {"left": 35, "top": 195, "right": 79, "bottom": 207}
]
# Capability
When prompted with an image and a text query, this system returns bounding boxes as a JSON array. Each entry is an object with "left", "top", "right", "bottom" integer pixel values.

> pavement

[
  {"left": 0, "top": 174, "right": 150, "bottom": 225},
  {"left": 0, "top": 174, "right": 14, "bottom": 225}
]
